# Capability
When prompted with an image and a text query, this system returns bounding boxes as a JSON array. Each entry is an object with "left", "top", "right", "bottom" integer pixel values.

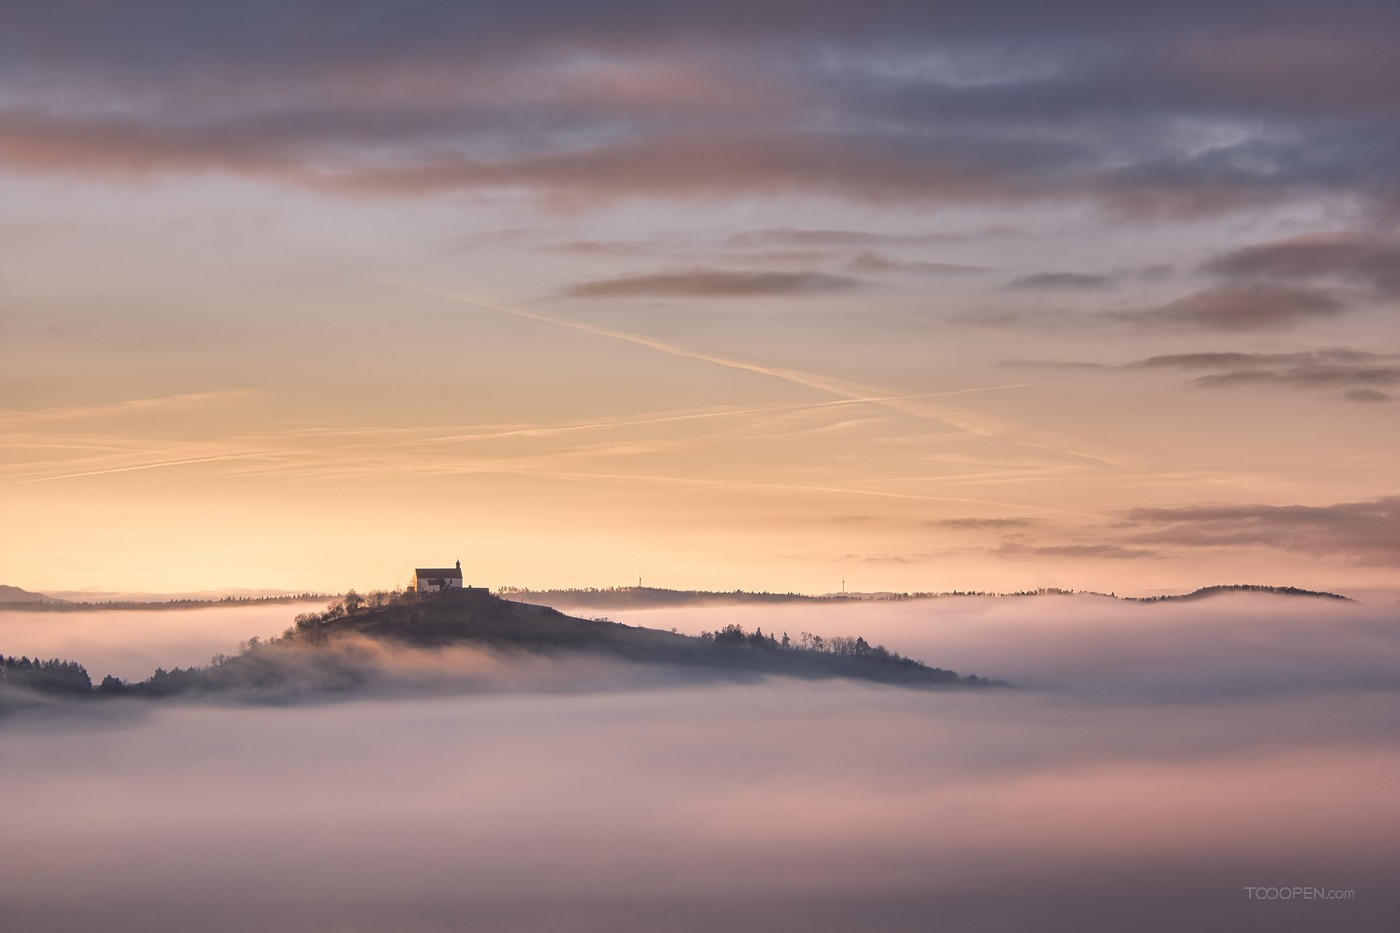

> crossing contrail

[
  {"left": 382, "top": 280, "right": 914, "bottom": 402},
  {"left": 17, "top": 454, "right": 265, "bottom": 484},
  {"left": 378, "top": 280, "right": 1124, "bottom": 464}
]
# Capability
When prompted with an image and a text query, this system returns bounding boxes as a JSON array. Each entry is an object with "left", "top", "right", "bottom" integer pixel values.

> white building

[{"left": 414, "top": 561, "right": 464, "bottom": 593}]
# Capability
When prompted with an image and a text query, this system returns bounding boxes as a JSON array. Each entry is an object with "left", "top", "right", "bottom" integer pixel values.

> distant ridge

[
  {"left": 1127, "top": 584, "right": 1352, "bottom": 603},
  {"left": 1, "top": 583, "right": 1353, "bottom": 613},
  {"left": 0, "top": 591, "right": 331, "bottom": 611},
  {"left": 0, "top": 585, "right": 66, "bottom": 605},
  {"left": 499, "top": 583, "right": 1353, "bottom": 610}
]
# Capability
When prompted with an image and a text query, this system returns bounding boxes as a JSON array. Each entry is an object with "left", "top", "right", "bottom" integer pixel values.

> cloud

[
  {"left": 565, "top": 268, "right": 862, "bottom": 298},
  {"left": 1129, "top": 349, "right": 1383, "bottom": 370},
  {"left": 1007, "top": 272, "right": 1113, "bottom": 290},
  {"left": 3, "top": 6, "right": 1400, "bottom": 214},
  {"left": 1005, "top": 350, "right": 1400, "bottom": 402},
  {"left": 7, "top": 594, "right": 1400, "bottom": 931},
  {"left": 723, "top": 228, "right": 1000, "bottom": 249},
  {"left": 996, "top": 542, "right": 1160, "bottom": 560},
  {"left": 837, "top": 552, "right": 920, "bottom": 565},
  {"left": 4, "top": 114, "right": 1378, "bottom": 216},
  {"left": 1124, "top": 496, "right": 1400, "bottom": 566},
  {"left": 1129, "top": 349, "right": 1400, "bottom": 399},
  {"left": 998, "top": 359, "right": 1112, "bottom": 371},
  {"left": 725, "top": 229, "right": 926, "bottom": 249},
  {"left": 1192, "top": 366, "right": 1400, "bottom": 390},
  {"left": 949, "top": 308, "right": 1087, "bottom": 331},
  {"left": 1204, "top": 231, "right": 1400, "bottom": 296},
  {"left": 933, "top": 517, "right": 1042, "bottom": 530},
  {"left": 966, "top": 281, "right": 1351, "bottom": 333},
  {"left": 1111, "top": 284, "right": 1346, "bottom": 331},
  {"left": 544, "top": 240, "right": 653, "bottom": 255},
  {"left": 845, "top": 250, "right": 989, "bottom": 275},
  {"left": 297, "top": 130, "right": 1114, "bottom": 207},
  {"left": 1135, "top": 263, "right": 1176, "bottom": 281},
  {"left": 1343, "top": 387, "right": 1395, "bottom": 403}
]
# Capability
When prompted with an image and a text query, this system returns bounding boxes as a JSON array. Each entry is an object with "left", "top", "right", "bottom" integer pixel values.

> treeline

[
  {"left": 284, "top": 588, "right": 417, "bottom": 639},
  {"left": 0, "top": 655, "right": 93, "bottom": 695},
  {"left": 1, "top": 593, "right": 333, "bottom": 612},
  {"left": 497, "top": 585, "right": 1122, "bottom": 607},
  {"left": 1129, "top": 584, "right": 1350, "bottom": 603},
  {"left": 96, "top": 590, "right": 416, "bottom": 697},
  {"left": 498, "top": 586, "right": 814, "bottom": 605},
  {"left": 43, "top": 588, "right": 470, "bottom": 700},
  {"left": 698, "top": 623, "right": 925, "bottom": 668}
]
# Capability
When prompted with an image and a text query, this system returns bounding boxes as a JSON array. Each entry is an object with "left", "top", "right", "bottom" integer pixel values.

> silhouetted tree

[{"left": 1, "top": 654, "right": 92, "bottom": 695}]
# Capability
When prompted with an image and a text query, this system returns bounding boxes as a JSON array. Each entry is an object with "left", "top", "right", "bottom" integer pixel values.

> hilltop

[
  {"left": 2, "top": 589, "right": 995, "bottom": 709},
  {"left": 0, "top": 589, "right": 330, "bottom": 611},
  {"left": 1126, "top": 584, "right": 1351, "bottom": 603},
  {"left": 0, "top": 585, "right": 66, "bottom": 605}
]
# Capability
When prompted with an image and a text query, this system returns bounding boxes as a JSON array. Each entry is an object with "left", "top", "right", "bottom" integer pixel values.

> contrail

[
  {"left": 0, "top": 390, "right": 258, "bottom": 428},
  {"left": 377, "top": 281, "right": 1003, "bottom": 430},
  {"left": 525, "top": 469, "right": 1099, "bottom": 518},
  {"left": 382, "top": 280, "right": 908, "bottom": 402},
  {"left": 17, "top": 454, "right": 263, "bottom": 484},
  {"left": 408, "top": 391, "right": 1047, "bottom": 446},
  {"left": 378, "top": 280, "right": 1129, "bottom": 467}
]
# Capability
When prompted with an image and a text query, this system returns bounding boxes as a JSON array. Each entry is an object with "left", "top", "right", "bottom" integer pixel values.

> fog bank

[
  {"left": 2, "top": 595, "right": 1396, "bottom": 930},
  {"left": 608, "top": 594, "right": 1400, "bottom": 700},
  {"left": 0, "top": 604, "right": 318, "bottom": 682}
]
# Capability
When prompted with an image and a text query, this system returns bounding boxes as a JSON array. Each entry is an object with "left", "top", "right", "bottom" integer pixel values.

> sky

[{"left": 2, "top": 1, "right": 1398, "bottom": 596}]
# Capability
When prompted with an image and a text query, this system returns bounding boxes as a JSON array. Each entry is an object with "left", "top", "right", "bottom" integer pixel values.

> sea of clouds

[{"left": 1, "top": 594, "right": 1396, "bottom": 931}]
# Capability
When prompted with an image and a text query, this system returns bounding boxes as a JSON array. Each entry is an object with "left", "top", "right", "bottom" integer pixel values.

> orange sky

[{"left": 1, "top": 5, "right": 1397, "bottom": 596}]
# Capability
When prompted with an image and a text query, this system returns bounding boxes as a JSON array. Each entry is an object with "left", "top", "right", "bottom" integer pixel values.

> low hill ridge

[
  {"left": 249, "top": 588, "right": 993, "bottom": 689},
  {"left": 498, "top": 582, "right": 1352, "bottom": 609},
  {"left": 0, "top": 584, "right": 66, "bottom": 604},
  {"left": 1128, "top": 584, "right": 1351, "bottom": 602},
  {"left": 3, "top": 589, "right": 996, "bottom": 709}
]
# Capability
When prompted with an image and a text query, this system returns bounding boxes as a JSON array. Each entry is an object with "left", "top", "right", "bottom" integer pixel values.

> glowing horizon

[{"left": 2, "top": 2, "right": 1397, "bottom": 597}]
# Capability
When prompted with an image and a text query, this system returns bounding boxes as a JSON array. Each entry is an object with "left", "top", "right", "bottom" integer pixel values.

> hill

[
  {"left": 133, "top": 589, "right": 993, "bottom": 694},
  {"left": 323, "top": 590, "right": 982, "bottom": 682},
  {"left": 0, "top": 591, "right": 329, "bottom": 612},
  {"left": 1128, "top": 584, "right": 1351, "bottom": 603},
  {"left": 0, "top": 585, "right": 66, "bottom": 605},
  {"left": 2, "top": 589, "right": 996, "bottom": 710}
]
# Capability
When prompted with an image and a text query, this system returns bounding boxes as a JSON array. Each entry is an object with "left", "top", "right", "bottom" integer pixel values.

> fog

[
  {"left": 607, "top": 594, "right": 1400, "bottom": 700},
  {"left": 0, "top": 604, "right": 302, "bottom": 681},
  {"left": 2, "top": 595, "right": 1397, "bottom": 931}
]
